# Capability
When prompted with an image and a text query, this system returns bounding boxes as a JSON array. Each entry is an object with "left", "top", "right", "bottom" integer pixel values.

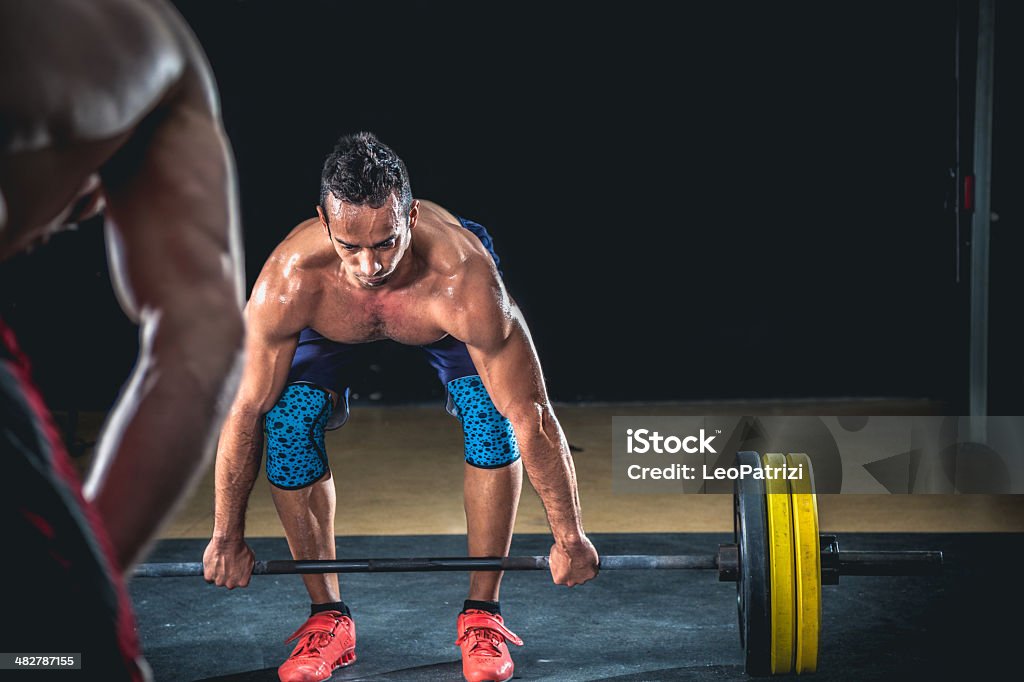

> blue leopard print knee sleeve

[
  {"left": 264, "top": 383, "right": 332, "bottom": 489},
  {"left": 447, "top": 375, "right": 520, "bottom": 468}
]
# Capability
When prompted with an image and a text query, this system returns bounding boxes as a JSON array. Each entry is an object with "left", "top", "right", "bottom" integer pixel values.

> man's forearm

[
  {"left": 512, "top": 405, "right": 586, "bottom": 544},
  {"left": 211, "top": 406, "right": 265, "bottom": 540},
  {"left": 85, "top": 305, "right": 243, "bottom": 570}
]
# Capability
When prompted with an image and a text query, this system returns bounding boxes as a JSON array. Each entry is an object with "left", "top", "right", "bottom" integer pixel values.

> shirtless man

[
  {"left": 1, "top": 1, "right": 244, "bottom": 678},
  {"left": 203, "top": 131, "right": 599, "bottom": 682}
]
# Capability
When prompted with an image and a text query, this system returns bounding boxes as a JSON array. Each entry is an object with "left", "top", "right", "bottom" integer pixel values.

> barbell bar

[{"left": 133, "top": 548, "right": 941, "bottom": 579}]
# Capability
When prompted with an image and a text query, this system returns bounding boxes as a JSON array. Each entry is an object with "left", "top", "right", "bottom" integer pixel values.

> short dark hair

[{"left": 319, "top": 132, "right": 413, "bottom": 217}]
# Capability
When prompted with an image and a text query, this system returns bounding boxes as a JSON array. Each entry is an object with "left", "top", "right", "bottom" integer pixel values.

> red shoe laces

[
  {"left": 458, "top": 626, "right": 505, "bottom": 658},
  {"left": 291, "top": 630, "right": 334, "bottom": 658}
]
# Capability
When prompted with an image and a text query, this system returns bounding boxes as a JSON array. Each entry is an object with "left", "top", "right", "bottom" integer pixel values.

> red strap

[
  {"left": 457, "top": 613, "right": 524, "bottom": 647},
  {"left": 284, "top": 613, "right": 346, "bottom": 644}
]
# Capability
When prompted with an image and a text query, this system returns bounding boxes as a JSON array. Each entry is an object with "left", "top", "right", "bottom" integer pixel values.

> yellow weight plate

[
  {"left": 787, "top": 452, "right": 821, "bottom": 674},
  {"left": 762, "top": 453, "right": 795, "bottom": 675}
]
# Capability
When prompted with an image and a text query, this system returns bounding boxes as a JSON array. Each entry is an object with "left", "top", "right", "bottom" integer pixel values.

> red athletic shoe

[
  {"left": 278, "top": 611, "right": 356, "bottom": 682},
  {"left": 455, "top": 609, "right": 524, "bottom": 682}
]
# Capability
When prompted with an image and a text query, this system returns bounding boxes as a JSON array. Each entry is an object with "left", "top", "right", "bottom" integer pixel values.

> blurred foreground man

[{"left": 1, "top": 1, "right": 245, "bottom": 677}]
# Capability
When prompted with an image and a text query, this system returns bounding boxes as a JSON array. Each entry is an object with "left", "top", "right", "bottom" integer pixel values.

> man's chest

[{"left": 310, "top": 288, "right": 452, "bottom": 346}]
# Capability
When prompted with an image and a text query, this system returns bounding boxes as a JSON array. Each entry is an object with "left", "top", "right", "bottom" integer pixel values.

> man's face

[
  {"left": 319, "top": 193, "right": 418, "bottom": 289},
  {"left": 0, "top": 174, "right": 105, "bottom": 260}
]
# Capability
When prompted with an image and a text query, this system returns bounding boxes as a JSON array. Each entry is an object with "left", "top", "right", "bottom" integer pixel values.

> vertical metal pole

[
  {"left": 954, "top": 0, "right": 960, "bottom": 283},
  {"left": 969, "top": 0, "right": 994, "bottom": 434}
]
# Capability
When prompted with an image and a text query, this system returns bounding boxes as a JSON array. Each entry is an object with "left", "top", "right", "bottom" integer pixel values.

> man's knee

[
  {"left": 264, "top": 383, "right": 334, "bottom": 489},
  {"left": 447, "top": 375, "right": 520, "bottom": 468}
]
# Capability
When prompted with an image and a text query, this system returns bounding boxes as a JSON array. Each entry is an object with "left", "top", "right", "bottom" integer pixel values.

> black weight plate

[{"left": 735, "top": 450, "right": 771, "bottom": 676}]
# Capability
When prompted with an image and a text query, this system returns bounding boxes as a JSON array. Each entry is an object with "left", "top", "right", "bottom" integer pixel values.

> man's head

[{"left": 317, "top": 132, "right": 417, "bottom": 288}]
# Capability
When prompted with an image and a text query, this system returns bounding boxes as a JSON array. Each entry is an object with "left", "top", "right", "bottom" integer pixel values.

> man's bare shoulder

[
  {"left": 247, "top": 218, "right": 334, "bottom": 333},
  {"left": 0, "top": 0, "right": 189, "bottom": 151},
  {"left": 417, "top": 200, "right": 499, "bottom": 281},
  {"left": 256, "top": 218, "right": 336, "bottom": 292},
  {"left": 415, "top": 201, "right": 510, "bottom": 345}
]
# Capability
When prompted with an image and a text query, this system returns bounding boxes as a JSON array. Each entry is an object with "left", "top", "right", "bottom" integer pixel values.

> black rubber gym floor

[{"left": 131, "top": 533, "right": 1020, "bottom": 681}]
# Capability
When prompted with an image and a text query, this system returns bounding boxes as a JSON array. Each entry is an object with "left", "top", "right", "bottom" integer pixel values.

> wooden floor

[{"left": 68, "top": 402, "right": 1024, "bottom": 539}]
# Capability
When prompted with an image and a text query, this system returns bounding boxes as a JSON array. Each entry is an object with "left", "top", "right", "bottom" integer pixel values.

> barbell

[{"left": 134, "top": 451, "right": 942, "bottom": 676}]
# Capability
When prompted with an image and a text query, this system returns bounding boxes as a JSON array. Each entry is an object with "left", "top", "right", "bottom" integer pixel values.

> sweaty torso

[{"left": 261, "top": 201, "right": 499, "bottom": 347}]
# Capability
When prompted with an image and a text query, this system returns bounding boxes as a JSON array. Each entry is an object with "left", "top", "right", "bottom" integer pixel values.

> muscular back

[
  {"left": 0, "top": 0, "right": 220, "bottom": 254},
  {"left": 0, "top": 0, "right": 192, "bottom": 149}
]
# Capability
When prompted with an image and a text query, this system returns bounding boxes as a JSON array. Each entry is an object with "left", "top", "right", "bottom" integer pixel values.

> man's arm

[
  {"left": 82, "top": 89, "right": 245, "bottom": 572},
  {"left": 203, "top": 263, "right": 305, "bottom": 588},
  {"left": 458, "top": 264, "right": 599, "bottom": 587}
]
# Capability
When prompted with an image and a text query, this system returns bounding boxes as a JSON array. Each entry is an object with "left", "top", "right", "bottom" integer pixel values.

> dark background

[{"left": 2, "top": 0, "right": 1021, "bottom": 413}]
